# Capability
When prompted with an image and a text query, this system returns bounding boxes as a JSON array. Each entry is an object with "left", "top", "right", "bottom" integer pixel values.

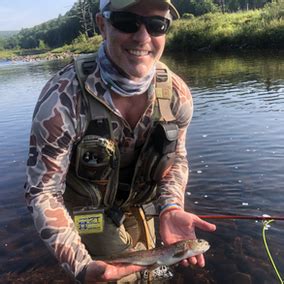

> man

[{"left": 25, "top": 0, "right": 216, "bottom": 283}]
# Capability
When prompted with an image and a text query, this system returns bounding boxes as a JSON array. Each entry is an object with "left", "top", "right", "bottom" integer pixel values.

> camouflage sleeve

[
  {"left": 157, "top": 72, "right": 193, "bottom": 212},
  {"left": 24, "top": 64, "right": 92, "bottom": 279}
]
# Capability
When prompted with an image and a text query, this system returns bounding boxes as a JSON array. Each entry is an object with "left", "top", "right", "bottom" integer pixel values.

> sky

[{"left": 0, "top": 0, "right": 77, "bottom": 31}]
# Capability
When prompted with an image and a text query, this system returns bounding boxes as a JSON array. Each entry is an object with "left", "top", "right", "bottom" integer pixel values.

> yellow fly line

[{"left": 262, "top": 220, "right": 283, "bottom": 284}]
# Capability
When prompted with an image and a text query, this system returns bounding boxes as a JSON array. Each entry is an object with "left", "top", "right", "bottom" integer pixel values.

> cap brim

[
  {"left": 109, "top": 0, "right": 180, "bottom": 19},
  {"left": 168, "top": 3, "right": 180, "bottom": 19}
]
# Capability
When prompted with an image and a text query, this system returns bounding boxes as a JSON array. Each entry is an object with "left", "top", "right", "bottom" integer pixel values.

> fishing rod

[
  {"left": 197, "top": 215, "right": 284, "bottom": 221},
  {"left": 150, "top": 213, "right": 284, "bottom": 221}
]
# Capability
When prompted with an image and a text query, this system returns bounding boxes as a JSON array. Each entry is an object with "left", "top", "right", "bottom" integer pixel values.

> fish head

[{"left": 184, "top": 239, "right": 210, "bottom": 254}]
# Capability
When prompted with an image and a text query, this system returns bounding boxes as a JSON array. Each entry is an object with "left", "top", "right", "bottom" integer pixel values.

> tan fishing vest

[{"left": 64, "top": 54, "right": 179, "bottom": 211}]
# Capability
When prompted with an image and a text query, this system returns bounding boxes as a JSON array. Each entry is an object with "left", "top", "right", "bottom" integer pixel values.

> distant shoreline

[
  {"left": 1, "top": 47, "right": 283, "bottom": 65},
  {"left": 0, "top": 51, "right": 74, "bottom": 63},
  {"left": 1, "top": 7, "right": 283, "bottom": 63}
]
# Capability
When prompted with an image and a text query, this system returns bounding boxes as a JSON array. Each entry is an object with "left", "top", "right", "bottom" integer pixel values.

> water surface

[{"left": 0, "top": 52, "right": 283, "bottom": 283}]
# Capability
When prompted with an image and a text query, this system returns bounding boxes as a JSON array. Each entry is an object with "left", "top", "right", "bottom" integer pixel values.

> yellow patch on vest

[{"left": 74, "top": 210, "right": 104, "bottom": 234}]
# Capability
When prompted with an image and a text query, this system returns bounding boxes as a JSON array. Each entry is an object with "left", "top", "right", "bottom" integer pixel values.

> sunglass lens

[
  {"left": 146, "top": 18, "right": 169, "bottom": 36},
  {"left": 111, "top": 13, "right": 139, "bottom": 33},
  {"left": 108, "top": 12, "right": 170, "bottom": 36}
]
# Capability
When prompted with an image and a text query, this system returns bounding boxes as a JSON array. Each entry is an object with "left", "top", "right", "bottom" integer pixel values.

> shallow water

[{"left": 0, "top": 52, "right": 283, "bottom": 283}]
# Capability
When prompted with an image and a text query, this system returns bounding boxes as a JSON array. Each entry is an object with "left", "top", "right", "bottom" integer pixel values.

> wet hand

[
  {"left": 85, "top": 260, "right": 144, "bottom": 283},
  {"left": 159, "top": 209, "right": 216, "bottom": 267}
]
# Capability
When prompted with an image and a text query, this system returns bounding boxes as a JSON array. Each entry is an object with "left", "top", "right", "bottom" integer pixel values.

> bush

[
  {"left": 262, "top": 1, "right": 284, "bottom": 20},
  {"left": 190, "top": 0, "right": 220, "bottom": 16},
  {"left": 182, "top": 13, "right": 195, "bottom": 20},
  {"left": 38, "top": 40, "right": 48, "bottom": 49},
  {"left": 166, "top": 8, "right": 284, "bottom": 51},
  {"left": 52, "top": 35, "right": 103, "bottom": 54}
]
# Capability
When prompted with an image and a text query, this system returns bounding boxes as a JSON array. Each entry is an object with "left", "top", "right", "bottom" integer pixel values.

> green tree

[
  {"left": 191, "top": 0, "right": 220, "bottom": 15},
  {"left": 75, "top": 0, "right": 99, "bottom": 36},
  {"left": 214, "top": 0, "right": 273, "bottom": 12},
  {"left": 0, "top": 38, "right": 4, "bottom": 50},
  {"left": 38, "top": 40, "right": 47, "bottom": 49},
  {"left": 173, "top": 0, "right": 220, "bottom": 15}
]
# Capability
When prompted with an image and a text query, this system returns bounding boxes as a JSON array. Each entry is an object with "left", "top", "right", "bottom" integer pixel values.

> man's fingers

[
  {"left": 181, "top": 256, "right": 197, "bottom": 267},
  {"left": 180, "top": 254, "right": 205, "bottom": 268},
  {"left": 193, "top": 216, "right": 217, "bottom": 232},
  {"left": 95, "top": 261, "right": 144, "bottom": 281},
  {"left": 113, "top": 264, "right": 144, "bottom": 279},
  {"left": 196, "top": 254, "right": 205, "bottom": 267},
  {"left": 121, "top": 264, "right": 145, "bottom": 275},
  {"left": 187, "top": 256, "right": 197, "bottom": 266},
  {"left": 180, "top": 259, "right": 191, "bottom": 267}
]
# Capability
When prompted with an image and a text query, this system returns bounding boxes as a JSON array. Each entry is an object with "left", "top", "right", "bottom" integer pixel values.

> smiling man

[{"left": 25, "top": 0, "right": 216, "bottom": 283}]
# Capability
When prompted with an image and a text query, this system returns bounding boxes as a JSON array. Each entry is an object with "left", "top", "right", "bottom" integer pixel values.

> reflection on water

[{"left": 0, "top": 52, "right": 283, "bottom": 283}]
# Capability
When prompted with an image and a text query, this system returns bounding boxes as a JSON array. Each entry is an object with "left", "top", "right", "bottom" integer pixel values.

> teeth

[{"left": 128, "top": 49, "right": 149, "bottom": 56}]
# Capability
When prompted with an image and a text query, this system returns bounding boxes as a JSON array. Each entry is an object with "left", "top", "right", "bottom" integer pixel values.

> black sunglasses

[{"left": 103, "top": 11, "right": 171, "bottom": 37}]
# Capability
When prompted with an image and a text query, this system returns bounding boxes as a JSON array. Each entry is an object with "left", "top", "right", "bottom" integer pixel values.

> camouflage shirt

[{"left": 25, "top": 60, "right": 193, "bottom": 279}]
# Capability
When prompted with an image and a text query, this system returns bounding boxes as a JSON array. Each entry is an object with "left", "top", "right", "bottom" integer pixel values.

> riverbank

[
  {"left": 0, "top": 51, "right": 74, "bottom": 63},
  {"left": 0, "top": 35, "right": 102, "bottom": 62},
  {"left": 167, "top": 7, "right": 284, "bottom": 52},
  {"left": 0, "top": 4, "right": 283, "bottom": 62}
]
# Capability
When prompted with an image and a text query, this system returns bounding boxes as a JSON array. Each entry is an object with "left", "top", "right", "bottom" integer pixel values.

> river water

[{"left": 0, "top": 52, "right": 283, "bottom": 283}]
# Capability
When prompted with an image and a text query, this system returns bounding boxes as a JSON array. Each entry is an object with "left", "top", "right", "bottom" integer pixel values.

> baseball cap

[{"left": 99, "top": 0, "right": 180, "bottom": 20}]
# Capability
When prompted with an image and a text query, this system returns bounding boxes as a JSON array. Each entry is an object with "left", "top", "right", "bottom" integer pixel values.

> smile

[{"left": 127, "top": 49, "right": 150, "bottom": 56}]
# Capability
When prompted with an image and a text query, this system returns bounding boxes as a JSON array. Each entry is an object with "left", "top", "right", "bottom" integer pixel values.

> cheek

[
  {"left": 154, "top": 37, "right": 166, "bottom": 56},
  {"left": 104, "top": 33, "right": 119, "bottom": 56},
  {"left": 105, "top": 30, "right": 126, "bottom": 55}
]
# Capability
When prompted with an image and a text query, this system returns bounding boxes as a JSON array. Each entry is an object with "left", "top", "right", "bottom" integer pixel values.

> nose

[{"left": 132, "top": 23, "right": 151, "bottom": 43}]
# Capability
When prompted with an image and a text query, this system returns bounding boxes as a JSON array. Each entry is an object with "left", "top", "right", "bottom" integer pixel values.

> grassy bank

[
  {"left": 0, "top": 4, "right": 283, "bottom": 61},
  {"left": 0, "top": 35, "right": 103, "bottom": 61},
  {"left": 46, "top": 6, "right": 284, "bottom": 53},
  {"left": 0, "top": 49, "right": 17, "bottom": 60},
  {"left": 167, "top": 4, "right": 284, "bottom": 51}
]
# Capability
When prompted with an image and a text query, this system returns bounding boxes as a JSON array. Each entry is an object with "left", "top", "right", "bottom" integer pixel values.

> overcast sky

[{"left": 0, "top": 0, "right": 76, "bottom": 31}]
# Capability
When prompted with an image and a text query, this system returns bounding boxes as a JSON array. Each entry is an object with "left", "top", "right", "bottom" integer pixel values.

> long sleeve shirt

[{"left": 24, "top": 60, "right": 193, "bottom": 279}]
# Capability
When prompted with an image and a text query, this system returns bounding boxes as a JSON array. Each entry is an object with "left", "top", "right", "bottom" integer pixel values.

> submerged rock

[{"left": 227, "top": 272, "right": 252, "bottom": 284}]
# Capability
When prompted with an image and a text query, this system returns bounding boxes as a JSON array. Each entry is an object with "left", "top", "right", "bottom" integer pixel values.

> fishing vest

[{"left": 64, "top": 53, "right": 179, "bottom": 210}]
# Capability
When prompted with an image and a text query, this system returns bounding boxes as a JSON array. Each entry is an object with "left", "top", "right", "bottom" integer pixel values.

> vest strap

[{"left": 155, "top": 62, "right": 175, "bottom": 122}]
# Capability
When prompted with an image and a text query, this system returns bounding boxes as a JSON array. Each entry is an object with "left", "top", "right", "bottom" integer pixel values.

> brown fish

[{"left": 106, "top": 239, "right": 210, "bottom": 266}]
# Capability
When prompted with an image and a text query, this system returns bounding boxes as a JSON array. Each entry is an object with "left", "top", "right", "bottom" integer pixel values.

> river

[{"left": 0, "top": 51, "right": 283, "bottom": 283}]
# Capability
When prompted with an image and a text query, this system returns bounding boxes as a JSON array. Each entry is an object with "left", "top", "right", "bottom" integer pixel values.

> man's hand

[
  {"left": 85, "top": 260, "right": 144, "bottom": 283},
  {"left": 159, "top": 209, "right": 216, "bottom": 267}
]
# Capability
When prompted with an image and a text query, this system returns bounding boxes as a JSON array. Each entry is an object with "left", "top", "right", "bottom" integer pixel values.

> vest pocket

[{"left": 75, "top": 135, "right": 117, "bottom": 181}]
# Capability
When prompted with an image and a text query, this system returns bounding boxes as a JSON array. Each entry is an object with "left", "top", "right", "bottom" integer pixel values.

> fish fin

[
  {"left": 146, "top": 264, "right": 159, "bottom": 270},
  {"left": 173, "top": 251, "right": 186, "bottom": 259}
]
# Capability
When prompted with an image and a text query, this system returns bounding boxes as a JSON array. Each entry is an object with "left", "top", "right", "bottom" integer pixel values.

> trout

[{"left": 106, "top": 239, "right": 210, "bottom": 266}]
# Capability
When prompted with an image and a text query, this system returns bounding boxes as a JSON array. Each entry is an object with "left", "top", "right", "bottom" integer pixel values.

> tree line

[
  {"left": 1, "top": 0, "right": 277, "bottom": 50},
  {"left": 172, "top": 0, "right": 274, "bottom": 15}
]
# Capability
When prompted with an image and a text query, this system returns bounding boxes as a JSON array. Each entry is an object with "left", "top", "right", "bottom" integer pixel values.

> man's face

[{"left": 97, "top": 2, "right": 168, "bottom": 81}]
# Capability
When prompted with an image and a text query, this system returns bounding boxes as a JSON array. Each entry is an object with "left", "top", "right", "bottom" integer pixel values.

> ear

[{"left": 96, "top": 13, "right": 107, "bottom": 40}]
